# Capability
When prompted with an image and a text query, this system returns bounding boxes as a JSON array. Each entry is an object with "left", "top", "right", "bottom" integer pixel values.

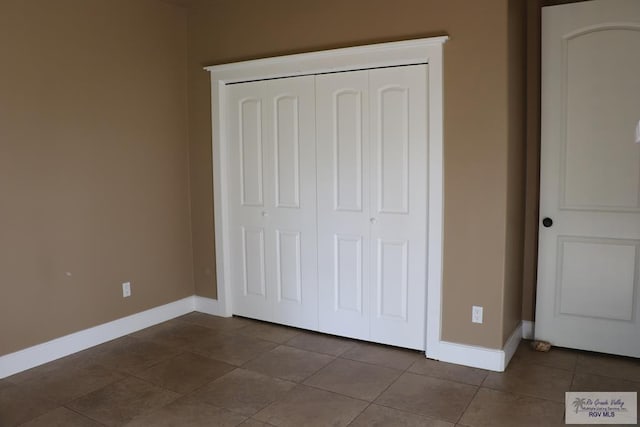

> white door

[
  {"left": 317, "top": 65, "right": 428, "bottom": 350},
  {"left": 226, "top": 76, "right": 318, "bottom": 330},
  {"left": 316, "top": 70, "right": 371, "bottom": 340},
  {"left": 536, "top": 0, "right": 640, "bottom": 357},
  {"left": 369, "top": 66, "right": 427, "bottom": 350}
]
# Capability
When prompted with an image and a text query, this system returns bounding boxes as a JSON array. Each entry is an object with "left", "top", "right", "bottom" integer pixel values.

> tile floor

[{"left": 1, "top": 312, "right": 639, "bottom": 426}]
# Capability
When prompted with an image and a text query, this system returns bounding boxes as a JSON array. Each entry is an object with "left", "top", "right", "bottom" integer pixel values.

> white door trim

[{"left": 205, "top": 36, "right": 448, "bottom": 359}]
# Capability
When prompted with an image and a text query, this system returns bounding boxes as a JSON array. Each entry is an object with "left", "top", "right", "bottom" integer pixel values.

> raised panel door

[
  {"left": 316, "top": 70, "right": 371, "bottom": 339},
  {"left": 537, "top": 0, "right": 640, "bottom": 357},
  {"left": 369, "top": 65, "right": 427, "bottom": 350},
  {"left": 227, "top": 76, "right": 318, "bottom": 329}
]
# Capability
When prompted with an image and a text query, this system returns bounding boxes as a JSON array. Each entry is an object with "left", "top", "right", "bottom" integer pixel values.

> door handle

[
  {"left": 261, "top": 211, "right": 269, "bottom": 217},
  {"left": 542, "top": 217, "right": 553, "bottom": 228}
]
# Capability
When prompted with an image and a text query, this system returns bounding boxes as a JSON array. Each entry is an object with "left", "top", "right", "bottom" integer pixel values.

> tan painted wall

[
  {"left": 522, "top": 0, "right": 543, "bottom": 321},
  {"left": 0, "top": 0, "right": 194, "bottom": 356},
  {"left": 502, "top": 0, "right": 527, "bottom": 342},
  {"left": 0, "top": 0, "right": 527, "bottom": 356},
  {"left": 187, "top": 0, "right": 527, "bottom": 348}
]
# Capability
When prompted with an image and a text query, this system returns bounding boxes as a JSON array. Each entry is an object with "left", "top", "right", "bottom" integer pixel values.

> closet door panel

[
  {"left": 227, "top": 76, "right": 317, "bottom": 328},
  {"left": 316, "top": 71, "right": 371, "bottom": 340},
  {"left": 239, "top": 98, "right": 265, "bottom": 207},
  {"left": 265, "top": 77, "right": 318, "bottom": 330},
  {"left": 227, "top": 81, "right": 272, "bottom": 321},
  {"left": 274, "top": 95, "right": 300, "bottom": 208},
  {"left": 369, "top": 65, "right": 428, "bottom": 350}
]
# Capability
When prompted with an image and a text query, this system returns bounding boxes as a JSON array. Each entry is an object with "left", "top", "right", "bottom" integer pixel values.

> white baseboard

[
  {"left": 431, "top": 323, "right": 522, "bottom": 372},
  {"left": 503, "top": 322, "right": 523, "bottom": 367},
  {"left": 0, "top": 296, "right": 196, "bottom": 379},
  {"left": 0, "top": 294, "right": 531, "bottom": 378},
  {"left": 522, "top": 320, "right": 534, "bottom": 340},
  {"left": 0, "top": 295, "right": 229, "bottom": 379},
  {"left": 434, "top": 341, "right": 506, "bottom": 371},
  {"left": 194, "top": 296, "right": 228, "bottom": 316}
]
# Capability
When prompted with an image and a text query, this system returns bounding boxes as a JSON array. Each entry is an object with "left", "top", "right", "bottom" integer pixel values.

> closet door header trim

[{"left": 205, "top": 36, "right": 448, "bottom": 83}]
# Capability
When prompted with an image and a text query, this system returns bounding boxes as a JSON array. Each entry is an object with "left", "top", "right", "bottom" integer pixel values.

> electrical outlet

[
  {"left": 472, "top": 306, "right": 483, "bottom": 324},
  {"left": 122, "top": 282, "right": 131, "bottom": 298}
]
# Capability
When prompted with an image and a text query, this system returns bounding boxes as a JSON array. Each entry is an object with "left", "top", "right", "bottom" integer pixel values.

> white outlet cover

[
  {"left": 472, "top": 306, "right": 483, "bottom": 324},
  {"left": 122, "top": 282, "right": 131, "bottom": 298}
]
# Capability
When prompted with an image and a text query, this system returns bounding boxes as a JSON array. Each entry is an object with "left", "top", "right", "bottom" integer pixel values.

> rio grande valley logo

[
  {"left": 572, "top": 396, "right": 627, "bottom": 418},
  {"left": 566, "top": 392, "right": 637, "bottom": 425}
]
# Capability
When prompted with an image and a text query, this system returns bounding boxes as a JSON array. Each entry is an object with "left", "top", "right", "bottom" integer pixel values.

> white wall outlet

[
  {"left": 122, "top": 282, "right": 131, "bottom": 298},
  {"left": 472, "top": 305, "right": 483, "bottom": 324}
]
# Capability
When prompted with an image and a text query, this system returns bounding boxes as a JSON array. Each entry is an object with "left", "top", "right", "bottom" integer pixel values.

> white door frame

[{"left": 205, "top": 36, "right": 447, "bottom": 359}]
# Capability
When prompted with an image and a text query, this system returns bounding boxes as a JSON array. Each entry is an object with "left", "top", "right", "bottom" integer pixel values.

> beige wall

[
  {"left": 522, "top": 0, "right": 543, "bottom": 321},
  {"left": 0, "top": 0, "right": 194, "bottom": 356},
  {"left": 187, "top": 0, "right": 527, "bottom": 349},
  {"left": 0, "top": 0, "right": 528, "bottom": 356},
  {"left": 502, "top": 0, "right": 527, "bottom": 342}
]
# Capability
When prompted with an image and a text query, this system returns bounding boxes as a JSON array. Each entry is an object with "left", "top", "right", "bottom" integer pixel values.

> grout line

[
  {"left": 456, "top": 382, "right": 481, "bottom": 425},
  {"left": 63, "top": 405, "right": 109, "bottom": 426},
  {"left": 346, "top": 401, "right": 372, "bottom": 426},
  {"left": 351, "top": 348, "right": 424, "bottom": 418},
  {"left": 183, "top": 366, "right": 242, "bottom": 397},
  {"left": 62, "top": 375, "right": 132, "bottom": 424},
  {"left": 570, "top": 371, "right": 576, "bottom": 392},
  {"left": 479, "top": 382, "right": 568, "bottom": 405},
  {"left": 292, "top": 382, "right": 372, "bottom": 410}
]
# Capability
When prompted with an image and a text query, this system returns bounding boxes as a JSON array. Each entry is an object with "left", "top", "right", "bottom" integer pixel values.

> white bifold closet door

[
  {"left": 316, "top": 65, "right": 428, "bottom": 350},
  {"left": 226, "top": 76, "right": 319, "bottom": 330},
  {"left": 225, "top": 65, "right": 428, "bottom": 350}
]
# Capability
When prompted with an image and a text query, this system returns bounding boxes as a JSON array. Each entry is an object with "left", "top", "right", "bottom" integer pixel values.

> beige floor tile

[
  {"left": 87, "top": 336, "right": 180, "bottom": 375},
  {"left": 571, "top": 372, "right": 640, "bottom": 392},
  {"left": 67, "top": 376, "right": 179, "bottom": 426},
  {"left": 459, "top": 388, "right": 565, "bottom": 427},
  {"left": 134, "top": 351, "right": 234, "bottom": 394},
  {"left": 408, "top": 358, "right": 488, "bottom": 386},
  {"left": 350, "top": 404, "right": 455, "bottom": 427},
  {"left": 15, "top": 362, "right": 125, "bottom": 404},
  {"left": 511, "top": 340, "right": 578, "bottom": 371},
  {"left": 189, "top": 368, "right": 295, "bottom": 416},
  {"left": 243, "top": 345, "right": 333, "bottom": 382},
  {"left": 0, "top": 381, "right": 58, "bottom": 427},
  {"left": 254, "top": 384, "right": 368, "bottom": 427},
  {"left": 11, "top": 316, "right": 640, "bottom": 427},
  {"left": 285, "top": 331, "right": 355, "bottom": 356},
  {"left": 482, "top": 360, "right": 573, "bottom": 402},
  {"left": 375, "top": 372, "right": 477, "bottom": 423},
  {"left": 18, "top": 407, "right": 103, "bottom": 427},
  {"left": 190, "top": 333, "right": 277, "bottom": 366},
  {"left": 130, "top": 318, "right": 217, "bottom": 348},
  {"left": 304, "top": 358, "right": 401, "bottom": 401},
  {"left": 124, "top": 395, "right": 246, "bottom": 427},
  {"left": 177, "top": 312, "right": 254, "bottom": 332},
  {"left": 236, "top": 322, "right": 301, "bottom": 344},
  {"left": 185, "top": 329, "right": 228, "bottom": 352},
  {"left": 341, "top": 342, "right": 421, "bottom": 370},
  {"left": 576, "top": 352, "right": 640, "bottom": 383},
  {"left": 5, "top": 350, "right": 96, "bottom": 384},
  {"left": 239, "top": 419, "right": 273, "bottom": 426}
]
